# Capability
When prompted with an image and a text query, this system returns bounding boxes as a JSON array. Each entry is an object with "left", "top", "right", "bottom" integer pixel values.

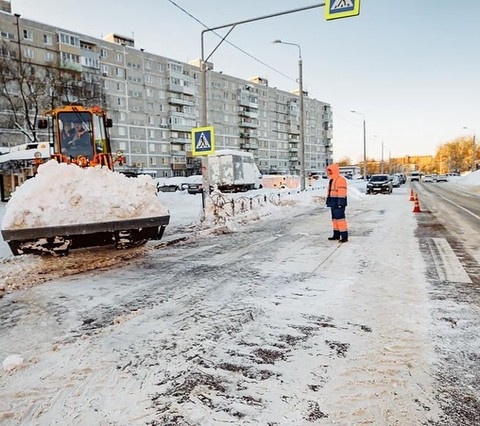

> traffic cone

[
  {"left": 413, "top": 194, "right": 421, "bottom": 213},
  {"left": 409, "top": 188, "right": 415, "bottom": 201}
]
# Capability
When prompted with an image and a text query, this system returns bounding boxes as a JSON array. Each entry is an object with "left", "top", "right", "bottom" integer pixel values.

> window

[
  {"left": 100, "top": 49, "right": 108, "bottom": 58},
  {"left": 1, "top": 31, "right": 14, "bottom": 40},
  {"left": 115, "top": 67, "right": 124, "bottom": 78},
  {"left": 44, "top": 52, "right": 54, "bottom": 62},
  {"left": 61, "top": 52, "right": 79, "bottom": 63},
  {"left": 101, "top": 64, "right": 109, "bottom": 76},
  {"left": 115, "top": 52, "right": 123, "bottom": 62},
  {"left": 24, "top": 48, "right": 34, "bottom": 59},
  {"left": 23, "top": 29, "right": 33, "bottom": 40},
  {"left": 59, "top": 33, "right": 79, "bottom": 46},
  {"left": 43, "top": 34, "right": 53, "bottom": 45}
]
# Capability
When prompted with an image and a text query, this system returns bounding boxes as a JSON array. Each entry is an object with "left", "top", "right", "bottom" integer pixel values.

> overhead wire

[{"left": 166, "top": 0, "right": 296, "bottom": 84}]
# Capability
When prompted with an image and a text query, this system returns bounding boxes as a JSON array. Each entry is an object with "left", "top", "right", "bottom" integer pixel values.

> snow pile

[
  {"left": 1, "top": 160, "right": 168, "bottom": 229},
  {"left": 3, "top": 354, "right": 23, "bottom": 372},
  {"left": 456, "top": 170, "right": 480, "bottom": 187}
]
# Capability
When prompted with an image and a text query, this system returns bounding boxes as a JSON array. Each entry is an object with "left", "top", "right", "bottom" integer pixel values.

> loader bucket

[{"left": 1, "top": 214, "right": 170, "bottom": 256}]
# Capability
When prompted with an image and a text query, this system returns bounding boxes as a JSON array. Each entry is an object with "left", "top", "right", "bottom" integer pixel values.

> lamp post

[
  {"left": 14, "top": 13, "right": 22, "bottom": 68},
  {"left": 463, "top": 127, "right": 476, "bottom": 172},
  {"left": 273, "top": 40, "right": 305, "bottom": 191},
  {"left": 351, "top": 110, "right": 367, "bottom": 180}
]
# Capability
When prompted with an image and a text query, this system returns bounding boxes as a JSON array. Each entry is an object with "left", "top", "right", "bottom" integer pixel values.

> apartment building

[{"left": 0, "top": 2, "right": 333, "bottom": 178}]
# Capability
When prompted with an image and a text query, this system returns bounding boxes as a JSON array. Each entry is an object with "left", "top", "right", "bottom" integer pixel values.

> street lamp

[
  {"left": 14, "top": 13, "right": 22, "bottom": 68},
  {"left": 463, "top": 127, "right": 476, "bottom": 172},
  {"left": 351, "top": 110, "right": 367, "bottom": 180},
  {"left": 272, "top": 39, "right": 305, "bottom": 191}
]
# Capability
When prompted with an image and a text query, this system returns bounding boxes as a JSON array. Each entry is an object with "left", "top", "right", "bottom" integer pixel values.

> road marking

[
  {"left": 430, "top": 238, "right": 472, "bottom": 283},
  {"left": 434, "top": 192, "right": 480, "bottom": 221}
]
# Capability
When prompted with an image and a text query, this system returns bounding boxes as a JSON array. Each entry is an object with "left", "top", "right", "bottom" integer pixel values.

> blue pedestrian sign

[
  {"left": 191, "top": 126, "right": 215, "bottom": 156},
  {"left": 325, "top": 0, "right": 361, "bottom": 21}
]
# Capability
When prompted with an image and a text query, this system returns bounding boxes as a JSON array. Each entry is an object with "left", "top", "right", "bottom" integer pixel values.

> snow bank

[{"left": 1, "top": 160, "right": 168, "bottom": 229}]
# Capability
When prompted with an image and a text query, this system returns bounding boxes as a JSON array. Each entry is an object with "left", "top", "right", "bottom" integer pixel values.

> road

[
  {"left": 0, "top": 184, "right": 479, "bottom": 425},
  {"left": 413, "top": 180, "right": 480, "bottom": 424}
]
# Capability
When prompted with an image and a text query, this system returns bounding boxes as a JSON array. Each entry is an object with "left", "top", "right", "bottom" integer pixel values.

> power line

[{"left": 166, "top": 0, "right": 296, "bottom": 83}]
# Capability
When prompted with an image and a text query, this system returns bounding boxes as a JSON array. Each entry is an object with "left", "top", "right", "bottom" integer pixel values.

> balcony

[
  {"left": 239, "top": 108, "right": 259, "bottom": 119},
  {"left": 240, "top": 131, "right": 258, "bottom": 139},
  {"left": 239, "top": 118, "right": 259, "bottom": 129},
  {"left": 240, "top": 141, "right": 259, "bottom": 150},
  {"left": 171, "top": 150, "right": 186, "bottom": 157},
  {"left": 169, "top": 137, "right": 190, "bottom": 144},
  {"left": 168, "top": 95, "right": 195, "bottom": 106},
  {"left": 168, "top": 83, "right": 189, "bottom": 94},
  {"left": 169, "top": 123, "right": 193, "bottom": 132},
  {"left": 171, "top": 163, "right": 186, "bottom": 171}
]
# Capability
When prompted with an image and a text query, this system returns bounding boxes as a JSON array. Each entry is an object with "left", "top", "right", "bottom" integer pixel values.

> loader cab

[
  {"left": 38, "top": 105, "right": 118, "bottom": 170},
  {"left": 58, "top": 112, "right": 94, "bottom": 159}
]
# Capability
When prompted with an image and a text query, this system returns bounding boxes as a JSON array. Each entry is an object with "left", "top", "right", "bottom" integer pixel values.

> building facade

[{"left": 0, "top": 2, "right": 333, "bottom": 178}]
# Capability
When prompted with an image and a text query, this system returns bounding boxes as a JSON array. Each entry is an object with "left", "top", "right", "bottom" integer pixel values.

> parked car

[
  {"left": 154, "top": 177, "right": 189, "bottom": 193},
  {"left": 434, "top": 174, "right": 449, "bottom": 182},
  {"left": 366, "top": 174, "right": 393, "bottom": 194},
  {"left": 423, "top": 175, "right": 433, "bottom": 183},
  {"left": 396, "top": 173, "right": 406, "bottom": 184},
  {"left": 184, "top": 175, "right": 203, "bottom": 194},
  {"left": 390, "top": 174, "right": 401, "bottom": 187}
]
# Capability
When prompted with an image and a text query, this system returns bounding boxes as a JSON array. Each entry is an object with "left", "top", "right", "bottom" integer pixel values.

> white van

[{"left": 409, "top": 171, "right": 421, "bottom": 182}]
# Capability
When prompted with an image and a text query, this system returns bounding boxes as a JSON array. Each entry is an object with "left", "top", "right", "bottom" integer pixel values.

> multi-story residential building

[{"left": 0, "top": 2, "right": 333, "bottom": 182}]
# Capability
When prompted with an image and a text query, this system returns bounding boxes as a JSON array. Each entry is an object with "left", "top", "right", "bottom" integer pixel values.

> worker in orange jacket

[{"left": 325, "top": 163, "right": 348, "bottom": 243}]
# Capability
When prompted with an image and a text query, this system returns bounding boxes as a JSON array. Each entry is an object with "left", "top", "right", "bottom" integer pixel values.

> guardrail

[{"left": 207, "top": 186, "right": 322, "bottom": 221}]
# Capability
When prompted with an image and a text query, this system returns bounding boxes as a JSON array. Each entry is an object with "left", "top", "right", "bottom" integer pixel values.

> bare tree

[{"left": 0, "top": 43, "right": 105, "bottom": 145}]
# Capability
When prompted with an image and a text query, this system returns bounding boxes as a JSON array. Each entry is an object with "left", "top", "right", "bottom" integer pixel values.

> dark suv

[{"left": 366, "top": 174, "right": 393, "bottom": 194}]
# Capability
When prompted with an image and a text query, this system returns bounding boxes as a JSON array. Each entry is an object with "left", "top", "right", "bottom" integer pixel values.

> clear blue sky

[{"left": 12, "top": 0, "right": 480, "bottom": 162}]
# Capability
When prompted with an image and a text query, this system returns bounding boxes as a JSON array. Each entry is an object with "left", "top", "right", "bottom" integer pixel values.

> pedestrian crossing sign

[
  {"left": 191, "top": 126, "right": 215, "bottom": 156},
  {"left": 325, "top": 0, "right": 361, "bottom": 21}
]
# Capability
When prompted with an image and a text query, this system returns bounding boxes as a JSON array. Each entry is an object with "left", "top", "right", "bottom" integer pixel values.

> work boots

[{"left": 328, "top": 231, "right": 340, "bottom": 241}]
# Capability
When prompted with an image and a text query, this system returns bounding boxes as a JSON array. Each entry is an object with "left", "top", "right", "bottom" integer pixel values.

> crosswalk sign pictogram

[
  {"left": 325, "top": 0, "right": 361, "bottom": 21},
  {"left": 191, "top": 126, "right": 215, "bottom": 156}
]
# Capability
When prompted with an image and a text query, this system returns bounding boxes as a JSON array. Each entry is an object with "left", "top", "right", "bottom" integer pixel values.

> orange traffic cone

[
  {"left": 413, "top": 194, "right": 421, "bottom": 213},
  {"left": 409, "top": 188, "right": 415, "bottom": 201}
]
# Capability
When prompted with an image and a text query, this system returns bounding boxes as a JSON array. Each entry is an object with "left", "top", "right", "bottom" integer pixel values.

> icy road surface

[{"left": 1, "top": 184, "right": 479, "bottom": 425}]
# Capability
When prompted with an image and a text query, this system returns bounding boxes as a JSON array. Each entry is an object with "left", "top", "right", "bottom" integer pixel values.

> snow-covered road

[{"left": 1, "top": 180, "right": 479, "bottom": 425}]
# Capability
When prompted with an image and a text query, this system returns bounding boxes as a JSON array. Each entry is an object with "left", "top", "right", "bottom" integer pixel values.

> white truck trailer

[{"left": 208, "top": 149, "right": 261, "bottom": 192}]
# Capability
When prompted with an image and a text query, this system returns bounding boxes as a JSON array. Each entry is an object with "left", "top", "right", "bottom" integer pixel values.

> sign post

[{"left": 191, "top": 126, "right": 215, "bottom": 213}]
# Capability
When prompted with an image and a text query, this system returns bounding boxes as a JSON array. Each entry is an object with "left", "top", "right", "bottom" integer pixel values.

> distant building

[{"left": 0, "top": 4, "right": 333, "bottom": 179}]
